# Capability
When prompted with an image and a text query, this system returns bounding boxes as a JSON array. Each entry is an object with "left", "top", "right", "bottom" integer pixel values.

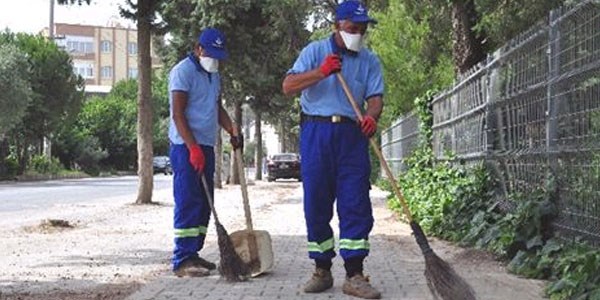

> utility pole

[
  {"left": 49, "top": 0, "right": 55, "bottom": 39},
  {"left": 44, "top": 0, "right": 55, "bottom": 158}
]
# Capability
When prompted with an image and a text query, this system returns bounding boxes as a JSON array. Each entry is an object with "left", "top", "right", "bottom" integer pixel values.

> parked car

[
  {"left": 153, "top": 156, "right": 172, "bottom": 175},
  {"left": 267, "top": 153, "right": 301, "bottom": 182}
]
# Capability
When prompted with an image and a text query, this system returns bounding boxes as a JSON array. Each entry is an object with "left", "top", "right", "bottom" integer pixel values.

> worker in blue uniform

[
  {"left": 282, "top": 1, "right": 384, "bottom": 299},
  {"left": 168, "top": 28, "right": 243, "bottom": 277}
]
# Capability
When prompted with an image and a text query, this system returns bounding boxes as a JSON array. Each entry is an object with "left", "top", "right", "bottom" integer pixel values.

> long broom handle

[
  {"left": 235, "top": 148, "right": 254, "bottom": 231},
  {"left": 335, "top": 73, "right": 414, "bottom": 223},
  {"left": 201, "top": 173, "right": 221, "bottom": 225}
]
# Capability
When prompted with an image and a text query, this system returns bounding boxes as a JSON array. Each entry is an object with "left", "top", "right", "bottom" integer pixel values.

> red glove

[
  {"left": 360, "top": 115, "right": 377, "bottom": 137},
  {"left": 319, "top": 54, "right": 341, "bottom": 77},
  {"left": 188, "top": 144, "right": 205, "bottom": 172}
]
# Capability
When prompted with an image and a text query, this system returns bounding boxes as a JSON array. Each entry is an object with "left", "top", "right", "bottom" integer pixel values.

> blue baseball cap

[
  {"left": 198, "top": 28, "right": 228, "bottom": 60},
  {"left": 335, "top": 1, "right": 377, "bottom": 24}
]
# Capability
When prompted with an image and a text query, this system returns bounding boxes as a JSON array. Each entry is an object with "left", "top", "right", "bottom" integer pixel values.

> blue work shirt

[
  {"left": 168, "top": 54, "right": 221, "bottom": 146},
  {"left": 287, "top": 35, "right": 384, "bottom": 119}
]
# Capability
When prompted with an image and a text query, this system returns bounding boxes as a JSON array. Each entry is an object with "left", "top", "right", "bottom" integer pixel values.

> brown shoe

[
  {"left": 190, "top": 256, "right": 217, "bottom": 270},
  {"left": 342, "top": 274, "right": 381, "bottom": 299},
  {"left": 174, "top": 258, "right": 210, "bottom": 277},
  {"left": 303, "top": 268, "right": 334, "bottom": 293}
]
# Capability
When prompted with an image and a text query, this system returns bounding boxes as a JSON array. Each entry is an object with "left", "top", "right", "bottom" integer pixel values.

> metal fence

[
  {"left": 380, "top": 112, "right": 420, "bottom": 175},
  {"left": 381, "top": 0, "right": 600, "bottom": 245}
]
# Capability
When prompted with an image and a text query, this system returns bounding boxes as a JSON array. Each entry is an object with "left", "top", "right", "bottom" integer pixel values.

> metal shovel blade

[{"left": 229, "top": 229, "right": 274, "bottom": 277}]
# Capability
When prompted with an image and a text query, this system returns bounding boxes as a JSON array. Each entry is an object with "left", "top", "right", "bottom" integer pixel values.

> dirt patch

[
  {"left": 0, "top": 282, "right": 141, "bottom": 300},
  {"left": 21, "top": 219, "right": 79, "bottom": 234},
  {"left": 453, "top": 247, "right": 502, "bottom": 264}
]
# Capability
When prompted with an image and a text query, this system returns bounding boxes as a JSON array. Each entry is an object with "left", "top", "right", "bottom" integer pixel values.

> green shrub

[
  {"left": 28, "top": 155, "right": 64, "bottom": 175},
  {"left": 382, "top": 90, "right": 600, "bottom": 300},
  {"left": 5, "top": 156, "right": 19, "bottom": 175}
]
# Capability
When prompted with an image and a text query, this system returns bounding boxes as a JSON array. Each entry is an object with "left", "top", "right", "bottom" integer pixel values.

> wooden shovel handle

[
  {"left": 200, "top": 174, "right": 221, "bottom": 224},
  {"left": 235, "top": 148, "right": 254, "bottom": 231},
  {"left": 335, "top": 73, "right": 414, "bottom": 222}
]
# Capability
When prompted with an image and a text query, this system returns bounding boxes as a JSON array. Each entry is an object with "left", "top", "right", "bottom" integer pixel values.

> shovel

[{"left": 229, "top": 148, "right": 274, "bottom": 276}]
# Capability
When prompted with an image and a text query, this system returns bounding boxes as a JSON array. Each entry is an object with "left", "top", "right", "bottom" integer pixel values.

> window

[
  {"left": 101, "top": 66, "right": 113, "bottom": 79},
  {"left": 65, "top": 36, "right": 94, "bottom": 54},
  {"left": 73, "top": 62, "right": 94, "bottom": 79},
  {"left": 101, "top": 40, "right": 112, "bottom": 53},
  {"left": 128, "top": 42, "right": 137, "bottom": 55},
  {"left": 128, "top": 68, "right": 138, "bottom": 79}
]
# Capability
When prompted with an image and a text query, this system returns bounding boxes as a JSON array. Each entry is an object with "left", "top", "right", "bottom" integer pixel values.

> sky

[{"left": 0, "top": 0, "right": 135, "bottom": 34}]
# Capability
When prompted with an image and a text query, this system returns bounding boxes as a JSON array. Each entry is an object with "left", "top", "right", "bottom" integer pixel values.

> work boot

[
  {"left": 342, "top": 274, "right": 381, "bottom": 299},
  {"left": 190, "top": 256, "right": 217, "bottom": 270},
  {"left": 303, "top": 268, "right": 334, "bottom": 293},
  {"left": 173, "top": 258, "right": 210, "bottom": 277}
]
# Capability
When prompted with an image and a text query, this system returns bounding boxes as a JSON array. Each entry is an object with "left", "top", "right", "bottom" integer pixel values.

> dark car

[
  {"left": 153, "top": 156, "right": 172, "bottom": 175},
  {"left": 267, "top": 153, "right": 301, "bottom": 182}
]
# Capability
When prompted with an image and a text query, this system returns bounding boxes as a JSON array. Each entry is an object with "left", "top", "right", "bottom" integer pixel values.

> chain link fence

[{"left": 381, "top": 0, "right": 600, "bottom": 245}]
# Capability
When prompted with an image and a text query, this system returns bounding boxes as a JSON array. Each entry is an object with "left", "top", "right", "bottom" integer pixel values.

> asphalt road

[{"left": 0, "top": 175, "right": 173, "bottom": 213}]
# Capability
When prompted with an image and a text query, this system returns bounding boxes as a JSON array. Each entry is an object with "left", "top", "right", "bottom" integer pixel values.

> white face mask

[
  {"left": 339, "top": 30, "right": 363, "bottom": 52},
  {"left": 199, "top": 56, "right": 219, "bottom": 73}
]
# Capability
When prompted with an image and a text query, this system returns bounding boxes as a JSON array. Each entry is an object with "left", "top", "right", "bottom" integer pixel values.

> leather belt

[{"left": 300, "top": 113, "right": 355, "bottom": 124}]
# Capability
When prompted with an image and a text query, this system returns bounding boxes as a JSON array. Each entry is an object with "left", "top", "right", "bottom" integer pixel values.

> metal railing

[{"left": 381, "top": 0, "right": 600, "bottom": 245}]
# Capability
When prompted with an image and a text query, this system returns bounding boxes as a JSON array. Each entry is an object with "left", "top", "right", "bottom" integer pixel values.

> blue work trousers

[
  {"left": 300, "top": 121, "right": 374, "bottom": 261},
  {"left": 170, "top": 144, "right": 215, "bottom": 270}
]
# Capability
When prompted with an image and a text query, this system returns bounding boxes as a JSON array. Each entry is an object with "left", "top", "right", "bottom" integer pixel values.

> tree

[
  {"left": 0, "top": 31, "right": 84, "bottom": 173},
  {"left": 0, "top": 43, "right": 31, "bottom": 139},
  {"left": 369, "top": 1, "right": 453, "bottom": 122},
  {"left": 0, "top": 43, "right": 32, "bottom": 178},
  {"left": 58, "top": 0, "right": 166, "bottom": 204},
  {"left": 397, "top": 0, "right": 566, "bottom": 74},
  {"left": 119, "top": 0, "right": 166, "bottom": 204}
]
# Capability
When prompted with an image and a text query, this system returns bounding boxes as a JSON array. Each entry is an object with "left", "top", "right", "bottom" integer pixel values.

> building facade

[{"left": 45, "top": 23, "right": 161, "bottom": 92}]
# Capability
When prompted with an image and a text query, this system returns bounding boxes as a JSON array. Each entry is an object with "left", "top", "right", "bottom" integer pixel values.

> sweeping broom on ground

[
  {"left": 200, "top": 174, "right": 250, "bottom": 282},
  {"left": 336, "top": 73, "right": 476, "bottom": 300}
]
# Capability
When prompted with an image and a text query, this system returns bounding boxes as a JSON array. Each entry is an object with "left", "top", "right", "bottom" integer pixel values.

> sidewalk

[{"left": 127, "top": 183, "right": 547, "bottom": 300}]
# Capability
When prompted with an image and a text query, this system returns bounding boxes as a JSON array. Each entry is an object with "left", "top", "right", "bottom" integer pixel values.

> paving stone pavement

[{"left": 127, "top": 182, "right": 546, "bottom": 300}]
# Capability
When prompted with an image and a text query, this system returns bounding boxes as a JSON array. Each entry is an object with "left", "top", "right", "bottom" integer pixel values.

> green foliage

[
  {"left": 0, "top": 43, "right": 32, "bottom": 138},
  {"left": 0, "top": 31, "right": 84, "bottom": 176},
  {"left": 474, "top": 0, "right": 565, "bottom": 50},
  {"left": 385, "top": 88, "right": 599, "bottom": 300},
  {"left": 78, "top": 95, "right": 137, "bottom": 170},
  {"left": 28, "top": 155, "right": 64, "bottom": 175},
  {"left": 369, "top": 2, "right": 453, "bottom": 127},
  {"left": 395, "top": 146, "right": 473, "bottom": 232},
  {"left": 53, "top": 74, "right": 169, "bottom": 172},
  {"left": 1, "top": 156, "right": 19, "bottom": 179},
  {"left": 53, "top": 124, "right": 108, "bottom": 175},
  {"left": 8, "top": 32, "right": 85, "bottom": 139}
]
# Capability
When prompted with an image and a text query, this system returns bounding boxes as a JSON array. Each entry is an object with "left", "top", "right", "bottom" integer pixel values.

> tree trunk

[
  {"left": 0, "top": 138, "right": 8, "bottom": 179},
  {"left": 215, "top": 128, "right": 223, "bottom": 189},
  {"left": 255, "top": 111, "right": 263, "bottom": 180},
  {"left": 451, "top": 0, "right": 486, "bottom": 74},
  {"left": 230, "top": 101, "right": 242, "bottom": 185},
  {"left": 135, "top": 0, "right": 154, "bottom": 204},
  {"left": 15, "top": 136, "right": 27, "bottom": 174},
  {"left": 279, "top": 121, "right": 287, "bottom": 153}
]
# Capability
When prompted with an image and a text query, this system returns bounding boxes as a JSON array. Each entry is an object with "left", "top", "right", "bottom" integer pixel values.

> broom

[
  {"left": 336, "top": 73, "right": 476, "bottom": 300},
  {"left": 200, "top": 174, "right": 250, "bottom": 282}
]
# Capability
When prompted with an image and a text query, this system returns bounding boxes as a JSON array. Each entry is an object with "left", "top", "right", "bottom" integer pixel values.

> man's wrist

[{"left": 365, "top": 114, "right": 378, "bottom": 122}]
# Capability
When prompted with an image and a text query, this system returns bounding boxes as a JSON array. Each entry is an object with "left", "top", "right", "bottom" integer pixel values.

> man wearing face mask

[
  {"left": 281, "top": 1, "right": 383, "bottom": 299},
  {"left": 168, "top": 27, "right": 244, "bottom": 277}
]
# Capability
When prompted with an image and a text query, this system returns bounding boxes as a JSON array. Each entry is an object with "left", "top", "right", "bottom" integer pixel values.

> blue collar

[{"left": 329, "top": 34, "right": 358, "bottom": 57}]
